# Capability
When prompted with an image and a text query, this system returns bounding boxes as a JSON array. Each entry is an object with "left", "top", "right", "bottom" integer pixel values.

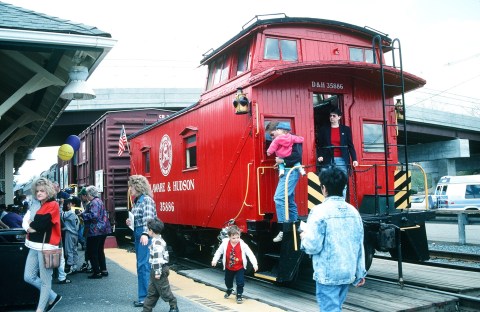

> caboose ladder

[{"left": 372, "top": 35, "right": 408, "bottom": 286}]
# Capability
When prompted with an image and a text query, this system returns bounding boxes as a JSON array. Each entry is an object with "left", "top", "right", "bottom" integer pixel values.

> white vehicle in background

[
  {"left": 433, "top": 175, "right": 480, "bottom": 210},
  {"left": 410, "top": 194, "right": 435, "bottom": 210}
]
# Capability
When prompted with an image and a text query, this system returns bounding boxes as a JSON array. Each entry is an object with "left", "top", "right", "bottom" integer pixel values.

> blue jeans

[
  {"left": 134, "top": 226, "right": 151, "bottom": 302},
  {"left": 274, "top": 168, "right": 300, "bottom": 222},
  {"left": 334, "top": 157, "right": 348, "bottom": 198},
  {"left": 315, "top": 282, "right": 349, "bottom": 312}
]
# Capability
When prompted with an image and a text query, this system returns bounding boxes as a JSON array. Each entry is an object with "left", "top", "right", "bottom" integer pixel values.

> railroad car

[
  {"left": 129, "top": 15, "right": 433, "bottom": 283},
  {"left": 59, "top": 109, "right": 173, "bottom": 235}
]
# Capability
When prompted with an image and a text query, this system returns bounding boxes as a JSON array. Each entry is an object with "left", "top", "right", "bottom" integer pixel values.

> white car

[{"left": 410, "top": 195, "right": 435, "bottom": 210}]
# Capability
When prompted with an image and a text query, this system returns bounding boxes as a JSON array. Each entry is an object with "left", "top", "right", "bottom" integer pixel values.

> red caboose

[{"left": 129, "top": 15, "right": 432, "bottom": 282}]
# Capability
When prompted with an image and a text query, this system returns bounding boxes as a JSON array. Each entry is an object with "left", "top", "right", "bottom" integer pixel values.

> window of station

[
  {"left": 264, "top": 37, "right": 298, "bottom": 61},
  {"left": 349, "top": 47, "right": 374, "bottom": 63},
  {"left": 363, "top": 122, "right": 384, "bottom": 152},
  {"left": 184, "top": 135, "right": 197, "bottom": 169}
]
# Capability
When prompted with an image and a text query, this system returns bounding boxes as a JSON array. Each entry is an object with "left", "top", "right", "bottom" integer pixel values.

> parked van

[{"left": 434, "top": 175, "right": 480, "bottom": 210}]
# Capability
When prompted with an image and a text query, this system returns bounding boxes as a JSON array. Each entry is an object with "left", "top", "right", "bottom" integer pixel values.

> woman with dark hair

[
  {"left": 81, "top": 185, "right": 112, "bottom": 279},
  {"left": 23, "top": 178, "right": 62, "bottom": 312},
  {"left": 126, "top": 175, "right": 157, "bottom": 307}
]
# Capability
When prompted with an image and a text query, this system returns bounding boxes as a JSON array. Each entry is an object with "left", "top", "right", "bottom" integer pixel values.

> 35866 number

[{"left": 326, "top": 82, "right": 343, "bottom": 89}]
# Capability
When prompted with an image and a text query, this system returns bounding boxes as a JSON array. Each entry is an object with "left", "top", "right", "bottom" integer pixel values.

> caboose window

[
  {"left": 349, "top": 48, "right": 363, "bottom": 62},
  {"left": 365, "top": 49, "right": 374, "bottom": 63},
  {"left": 206, "top": 55, "right": 230, "bottom": 90},
  {"left": 264, "top": 38, "right": 298, "bottom": 61},
  {"left": 185, "top": 135, "right": 197, "bottom": 169},
  {"left": 143, "top": 150, "right": 150, "bottom": 174},
  {"left": 237, "top": 45, "right": 249, "bottom": 75},
  {"left": 350, "top": 47, "right": 375, "bottom": 63},
  {"left": 363, "top": 123, "right": 385, "bottom": 152},
  {"left": 281, "top": 40, "right": 298, "bottom": 61}
]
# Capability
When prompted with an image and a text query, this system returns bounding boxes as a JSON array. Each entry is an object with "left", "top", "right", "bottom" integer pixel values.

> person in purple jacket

[{"left": 81, "top": 185, "right": 112, "bottom": 279}]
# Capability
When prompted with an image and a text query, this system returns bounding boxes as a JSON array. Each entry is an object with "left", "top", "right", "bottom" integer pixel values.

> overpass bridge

[{"left": 43, "top": 88, "right": 480, "bottom": 187}]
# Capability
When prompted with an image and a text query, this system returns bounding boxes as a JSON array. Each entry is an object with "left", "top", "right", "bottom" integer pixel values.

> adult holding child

[
  {"left": 126, "top": 175, "right": 158, "bottom": 308},
  {"left": 23, "top": 178, "right": 62, "bottom": 312},
  {"left": 270, "top": 122, "right": 304, "bottom": 243}
]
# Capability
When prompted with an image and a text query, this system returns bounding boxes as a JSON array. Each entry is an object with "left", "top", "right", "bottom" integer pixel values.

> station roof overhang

[{"left": 0, "top": 2, "right": 116, "bottom": 171}]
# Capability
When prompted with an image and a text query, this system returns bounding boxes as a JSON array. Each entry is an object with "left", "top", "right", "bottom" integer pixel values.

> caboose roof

[{"left": 200, "top": 15, "right": 391, "bottom": 65}]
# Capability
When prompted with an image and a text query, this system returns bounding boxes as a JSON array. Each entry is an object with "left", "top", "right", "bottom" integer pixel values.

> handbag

[{"left": 42, "top": 233, "right": 62, "bottom": 269}]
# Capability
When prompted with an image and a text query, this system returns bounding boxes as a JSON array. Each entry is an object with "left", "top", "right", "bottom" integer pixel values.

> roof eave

[{"left": 0, "top": 28, "right": 116, "bottom": 50}]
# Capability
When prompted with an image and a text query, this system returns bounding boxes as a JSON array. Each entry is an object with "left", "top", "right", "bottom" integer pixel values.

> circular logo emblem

[{"left": 159, "top": 134, "right": 172, "bottom": 176}]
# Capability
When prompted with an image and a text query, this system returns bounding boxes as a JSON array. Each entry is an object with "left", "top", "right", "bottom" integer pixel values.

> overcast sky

[{"left": 8, "top": 0, "right": 480, "bottom": 184}]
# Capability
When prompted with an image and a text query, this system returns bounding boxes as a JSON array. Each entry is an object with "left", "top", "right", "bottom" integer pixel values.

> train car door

[{"left": 313, "top": 93, "right": 343, "bottom": 170}]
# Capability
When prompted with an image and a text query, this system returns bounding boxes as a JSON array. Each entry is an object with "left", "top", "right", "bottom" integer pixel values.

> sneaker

[
  {"left": 101, "top": 271, "right": 109, "bottom": 277},
  {"left": 46, "top": 294, "right": 62, "bottom": 311},
  {"left": 224, "top": 288, "right": 233, "bottom": 298},
  {"left": 299, "top": 167, "right": 306, "bottom": 176},
  {"left": 169, "top": 306, "right": 179, "bottom": 312},
  {"left": 236, "top": 295, "right": 243, "bottom": 304},
  {"left": 273, "top": 231, "right": 283, "bottom": 242},
  {"left": 65, "top": 266, "right": 76, "bottom": 275},
  {"left": 279, "top": 169, "right": 285, "bottom": 178},
  {"left": 133, "top": 301, "right": 144, "bottom": 307},
  {"left": 57, "top": 278, "right": 71, "bottom": 284}
]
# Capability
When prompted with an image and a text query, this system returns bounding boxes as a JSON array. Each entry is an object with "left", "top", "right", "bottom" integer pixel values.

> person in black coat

[{"left": 316, "top": 108, "right": 358, "bottom": 174}]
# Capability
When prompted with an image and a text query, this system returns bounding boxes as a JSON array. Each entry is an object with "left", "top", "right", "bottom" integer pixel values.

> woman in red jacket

[{"left": 23, "top": 178, "right": 62, "bottom": 312}]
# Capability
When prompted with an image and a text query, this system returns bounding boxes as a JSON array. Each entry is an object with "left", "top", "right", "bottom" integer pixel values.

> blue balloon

[{"left": 65, "top": 135, "right": 80, "bottom": 151}]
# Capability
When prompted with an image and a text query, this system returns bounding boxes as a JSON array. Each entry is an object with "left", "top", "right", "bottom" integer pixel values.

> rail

[{"left": 433, "top": 209, "right": 480, "bottom": 245}]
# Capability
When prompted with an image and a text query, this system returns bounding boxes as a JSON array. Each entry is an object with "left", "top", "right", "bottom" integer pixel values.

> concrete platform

[{"left": 8, "top": 248, "right": 284, "bottom": 312}]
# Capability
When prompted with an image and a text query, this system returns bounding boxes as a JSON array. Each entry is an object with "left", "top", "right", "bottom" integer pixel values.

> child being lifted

[{"left": 267, "top": 122, "right": 306, "bottom": 177}]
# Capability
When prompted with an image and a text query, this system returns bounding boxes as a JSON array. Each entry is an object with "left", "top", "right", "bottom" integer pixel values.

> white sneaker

[
  {"left": 299, "top": 167, "right": 306, "bottom": 176},
  {"left": 273, "top": 231, "right": 283, "bottom": 242},
  {"left": 279, "top": 169, "right": 285, "bottom": 177}
]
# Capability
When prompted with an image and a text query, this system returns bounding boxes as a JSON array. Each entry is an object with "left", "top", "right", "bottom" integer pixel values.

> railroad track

[{"left": 429, "top": 250, "right": 480, "bottom": 262}]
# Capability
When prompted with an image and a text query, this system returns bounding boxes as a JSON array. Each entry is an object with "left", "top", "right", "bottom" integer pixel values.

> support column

[
  {"left": 445, "top": 159, "right": 457, "bottom": 176},
  {"left": 0, "top": 149, "right": 15, "bottom": 205}
]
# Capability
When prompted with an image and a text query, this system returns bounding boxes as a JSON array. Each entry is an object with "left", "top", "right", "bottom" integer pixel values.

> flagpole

[{"left": 123, "top": 125, "right": 137, "bottom": 175}]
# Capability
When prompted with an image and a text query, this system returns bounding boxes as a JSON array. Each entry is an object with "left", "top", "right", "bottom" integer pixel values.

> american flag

[{"left": 118, "top": 125, "right": 128, "bottom": 156}]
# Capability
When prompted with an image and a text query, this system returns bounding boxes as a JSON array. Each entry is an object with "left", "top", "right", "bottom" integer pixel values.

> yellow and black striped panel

[
  {"left": 308, "top": 172, "right": 325, "bottom": 209},
  {"left": 394, "top": 170, "right": 411, "bottom": 209}
]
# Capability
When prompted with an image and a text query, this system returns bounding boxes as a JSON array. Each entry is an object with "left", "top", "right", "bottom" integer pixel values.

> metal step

[{"left": 254, "top": 271, "right": 277, "bottom": 282}]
